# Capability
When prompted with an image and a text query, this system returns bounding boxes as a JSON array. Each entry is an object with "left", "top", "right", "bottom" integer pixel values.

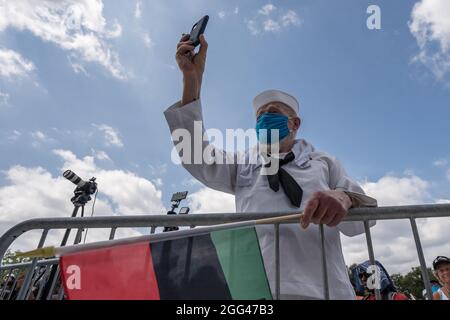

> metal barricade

[{"left": 1, "top": 203, "right": 450, "bottom": 300}]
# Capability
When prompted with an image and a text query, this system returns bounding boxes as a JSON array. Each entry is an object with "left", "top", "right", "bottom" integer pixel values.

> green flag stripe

[{"left": 211, "top": 227, "right": 272, "bottom": 300}]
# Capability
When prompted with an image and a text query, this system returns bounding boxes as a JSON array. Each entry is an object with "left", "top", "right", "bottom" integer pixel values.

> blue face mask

[{"left": 255, "top": 112, "right": 291, "bottom": 145}]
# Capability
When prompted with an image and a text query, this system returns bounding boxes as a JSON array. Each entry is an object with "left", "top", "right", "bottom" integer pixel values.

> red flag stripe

[{"left": 60, "top": 241, "right": 160, "bottom": 300}]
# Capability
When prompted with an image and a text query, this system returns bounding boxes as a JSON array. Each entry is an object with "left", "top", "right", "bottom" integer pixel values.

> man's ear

[{"left": 294, "top": 117, "right": 301, "bottom": 131}]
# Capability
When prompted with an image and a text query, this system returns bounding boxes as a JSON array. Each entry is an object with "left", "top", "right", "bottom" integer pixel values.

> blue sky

[{"left": 0, "top": 0, "right": 449, "bottom": 273}]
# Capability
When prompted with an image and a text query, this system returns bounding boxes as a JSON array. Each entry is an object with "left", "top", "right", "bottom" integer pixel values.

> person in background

[
  {"left": 422, "top": 280, "right": 441, "bottom": 299},
  {"left": 432, "top": 256, "right": 450, "bottom": 300},
  {"left": 7, "top": 274, "right": 36, "bottom": 300},
  {"left": 351, "top": 260, "right": 408, "bottom": 300}
]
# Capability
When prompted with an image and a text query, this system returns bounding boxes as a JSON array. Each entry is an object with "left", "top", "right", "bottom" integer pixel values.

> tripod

[
  {"left": 163, "top": 206, "right": 179, "bottom": 232},
  {"left": 60, "top": 187, "right": 96, "bottom": 246},
  {"left": 40, "top": 179, "right": 97, "bottom": 300}
]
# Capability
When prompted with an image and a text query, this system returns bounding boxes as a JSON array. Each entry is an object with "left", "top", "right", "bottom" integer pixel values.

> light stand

[{"left": 163, "top": 191, "right": 189, "bottom": 232}]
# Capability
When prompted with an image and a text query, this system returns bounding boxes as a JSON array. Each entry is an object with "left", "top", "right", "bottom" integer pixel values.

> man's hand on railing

[{"left": 300, "top": 191, "right": 352, "bottom": 229}]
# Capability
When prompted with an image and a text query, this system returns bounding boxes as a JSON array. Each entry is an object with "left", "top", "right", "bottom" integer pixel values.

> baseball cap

[{"left": 432, "top": 256, "right": 450, "bottom": 270}]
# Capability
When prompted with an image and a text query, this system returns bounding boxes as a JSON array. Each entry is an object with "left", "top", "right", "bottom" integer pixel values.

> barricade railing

[{"left": 1, "top": 203, "right": 449, "bottom": 300}]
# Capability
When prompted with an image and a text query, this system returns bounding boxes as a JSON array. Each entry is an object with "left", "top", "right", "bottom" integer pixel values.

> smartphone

[{"left": 189, "top": 15, "right": 209, "bottom": 47}]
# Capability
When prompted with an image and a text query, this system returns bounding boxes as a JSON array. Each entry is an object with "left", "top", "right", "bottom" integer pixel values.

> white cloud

[
  {"left": 31, "top": 131, "right": 46, "bottom": 141},
  {"left": 0, "top": 48, "right": 35, "bottom": 79},
  {"left": 281, "top": 10, "right": 301, "bottom": 27},
  {"left": 431, "top": 157, "right": 450, "bottom": 180},
  {"left": 258, "top": 4, "right": 277, "bottom": 16},
  {"left": 152, "top": 178, "right": 163, "bottom": 187},
  {"left": 53, "top": 149, "right": 165, "bottom": 214},
  {"left": 217, "top": 7, "right": 240, "bottom": 20},
  {"left": 409, "top": 0, "right": 450, "bottom": 83},
  {"left": 142, "top": 33, "right": 154, "bottom": 48},
  {"left": 0, "top": 149, "right": 166, "bottom": 252},
  {"left": 0, "top": 0, "right": 126, "bottom": 79},
  {"left": 247, "top": 20, "right": 260, "bottom": 36},
  {"left": 187, "top": 187, "right": 235, "bottom": 213},
  {"left": 52, "top": 149, "right": 96, "bottom": 173},
  {"left": 433, "top": 158, "right": 448, "bottom": 167},
  {"left": 248, "top": 5, "right": 300, "bottom": 36},
  {"left": 263, "top": 19, "right": 280, "bottom": 33},
  {"left": 94, "top": 124, "right": 124, "bottom": 148},
  {"left": 135, "top": 0, "right": 142, "bottom": 19},
  {"left": 30, "top": 130, "right": 56, "bottom": 147},
  {"left": 7, "top": 130, "right": 21, "bottom": 141},
  {"left": 360, "top": 174, "right": 430, "bottom": 206},
  {"left": 68, "top": 56, "right": 90, "bottom": 77},
  {"left": 91, "top": 149, "right": 111, "bottom": 161}
]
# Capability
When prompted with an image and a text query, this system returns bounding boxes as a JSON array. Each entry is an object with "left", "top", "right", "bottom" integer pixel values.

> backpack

[{"left": 351, "top": 260, "right": 397, "bottom": 295}]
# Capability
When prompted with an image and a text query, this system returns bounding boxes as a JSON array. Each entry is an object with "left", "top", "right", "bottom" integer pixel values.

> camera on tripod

[
  {"left": 40, "top": 169, "right": 98, "bottom": 299},
  {"left": 163, "top": 191, "right": 190, "bottom": 232},
  {"left": 63, "top": 170, "right": 97, "bottom": 207}
]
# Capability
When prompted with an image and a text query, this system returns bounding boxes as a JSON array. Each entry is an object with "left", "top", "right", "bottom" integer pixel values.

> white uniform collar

[
  {"left": 249, "top": 139, "right": 315, "bottom": 169},
  {"left": 292, "top": 139, "right": 315, "bottom": 166}
]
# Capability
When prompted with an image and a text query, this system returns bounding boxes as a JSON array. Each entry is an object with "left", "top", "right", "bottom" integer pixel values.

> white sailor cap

[{"left": 252, "top": 89, "right": 300, "bottom": 115}]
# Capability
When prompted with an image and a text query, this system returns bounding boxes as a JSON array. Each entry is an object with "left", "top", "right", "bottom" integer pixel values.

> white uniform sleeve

[
  {"left": 326, "top": 156, "right": 377, "bottom": 237},
  {"left": 164, "top": 99, "right": 238, "bottom": 194}
]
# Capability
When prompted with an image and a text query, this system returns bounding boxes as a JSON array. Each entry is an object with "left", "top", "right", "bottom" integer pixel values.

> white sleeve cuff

[{"left": 341, "top": 190, "right": 377, "bottom": 208}]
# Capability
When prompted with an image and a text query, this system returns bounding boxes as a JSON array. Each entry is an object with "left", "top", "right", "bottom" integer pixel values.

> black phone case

[{"left": 190, "top": 15, "right": 209, "bottom": 47}]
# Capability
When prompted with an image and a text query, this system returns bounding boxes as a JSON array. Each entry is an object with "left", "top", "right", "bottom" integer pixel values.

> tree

[
  {"left": 1, "top": 250, "right": 31, "bottom": 280},
  {"left": 391, "top": 266, "right": 437, "bottom": 300}
]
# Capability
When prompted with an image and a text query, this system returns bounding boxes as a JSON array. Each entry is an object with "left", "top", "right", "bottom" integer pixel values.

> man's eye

[{"left": 257, "top": 110, "right": 283, "bottom": 119}]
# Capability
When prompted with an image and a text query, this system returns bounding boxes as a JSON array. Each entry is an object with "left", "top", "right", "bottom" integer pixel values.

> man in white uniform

[{"left": 164, "top": 34, "right": 377, "bottom": 299}]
